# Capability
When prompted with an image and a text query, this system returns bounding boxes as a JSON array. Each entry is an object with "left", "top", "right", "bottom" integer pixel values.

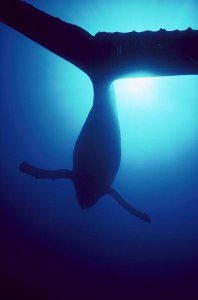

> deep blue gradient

[{"left": 0, "top": 0, "right": 198, "bottom": 299}]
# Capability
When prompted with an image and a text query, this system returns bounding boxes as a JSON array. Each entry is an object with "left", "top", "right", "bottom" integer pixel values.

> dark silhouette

[
  {"left": 19, "top": 83, "right": 151, "bottom": 223},
  {"left": 1, "top": 1, "right": 198, "bottom": 222}
]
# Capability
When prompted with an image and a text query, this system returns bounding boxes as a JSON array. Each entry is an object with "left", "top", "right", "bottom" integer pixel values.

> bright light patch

[
  {"left": 114, "top": 76, "right": 198, "bottom": 167},
  {"left": 114, "top": 77, "right": 155, "bottom": 108}
]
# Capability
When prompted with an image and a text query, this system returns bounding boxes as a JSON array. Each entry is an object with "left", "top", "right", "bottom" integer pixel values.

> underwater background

[{"left": 0, "top": 0, "right": 198, "bottom": 299}]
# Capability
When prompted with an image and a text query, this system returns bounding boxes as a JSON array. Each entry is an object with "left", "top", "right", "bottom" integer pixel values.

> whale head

[
  {"left": 76, "top": 191, "right": 98, "bottom": 209},
  {"left": 72, "top": 174, "right": 106, "bottom": 209}
]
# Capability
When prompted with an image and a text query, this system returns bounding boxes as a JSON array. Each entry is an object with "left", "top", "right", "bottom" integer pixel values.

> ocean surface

[{"left": 0, "top": 1, "right": 198, "bottom": 299}]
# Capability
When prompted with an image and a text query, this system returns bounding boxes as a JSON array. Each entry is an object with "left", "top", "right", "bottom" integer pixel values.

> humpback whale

[
  {"left": 2, "top": 1, "right": 197, "bottom": 222},
  {"left": 19, "top": 78, "right": 151, "bottom": 223}
]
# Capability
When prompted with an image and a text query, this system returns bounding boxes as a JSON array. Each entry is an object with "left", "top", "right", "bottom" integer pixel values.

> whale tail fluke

[
  {"left": 19, "top": 161, "right": 72, "bottom": 180},
  {"left": 109, "top": 188, "right": 151, "bottom": 223}
]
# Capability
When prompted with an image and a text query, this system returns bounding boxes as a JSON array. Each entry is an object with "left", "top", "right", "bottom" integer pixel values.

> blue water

[{"left": 0, "top": 0, "right": 198, "bottom": 299}]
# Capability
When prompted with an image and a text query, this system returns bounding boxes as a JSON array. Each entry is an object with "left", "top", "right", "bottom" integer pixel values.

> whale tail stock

[
  {"left": 19, "top": 161, "right": 72, "bottom": 180},
  {"left": 108, "top": 188, "right": 151, "bottom": 223}
]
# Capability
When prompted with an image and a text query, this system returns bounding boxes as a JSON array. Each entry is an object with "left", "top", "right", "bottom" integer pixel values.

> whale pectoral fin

[
  {"left": 108, "top": 188, "right": 151, "bottom": 223},
  {"left": 19, "top": 161, "right": 72, "bottom": 180}
]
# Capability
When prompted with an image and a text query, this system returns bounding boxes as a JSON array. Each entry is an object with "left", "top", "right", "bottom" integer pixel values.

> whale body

[
  {"left": 20, "top": 77, "right": 151, "bottom": 223},
  {"left": 72, "top": 79, "right": 121, "bottom": 208}
]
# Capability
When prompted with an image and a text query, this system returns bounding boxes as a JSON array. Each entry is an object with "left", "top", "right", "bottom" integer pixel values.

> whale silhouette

[
  {"left": 2, "top": 0, "right": 154, "bottom": 222},
  {"left": 19, "top": 78, "right": 151, "bottom": 223}
]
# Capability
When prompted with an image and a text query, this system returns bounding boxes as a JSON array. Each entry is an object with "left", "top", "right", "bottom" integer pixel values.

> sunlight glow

[
  {"left": 114, "top": 77, "right": 155, "bottom": 107},
  {"left": 114, "top": 76, "right": 198, "bottom": 167}
]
